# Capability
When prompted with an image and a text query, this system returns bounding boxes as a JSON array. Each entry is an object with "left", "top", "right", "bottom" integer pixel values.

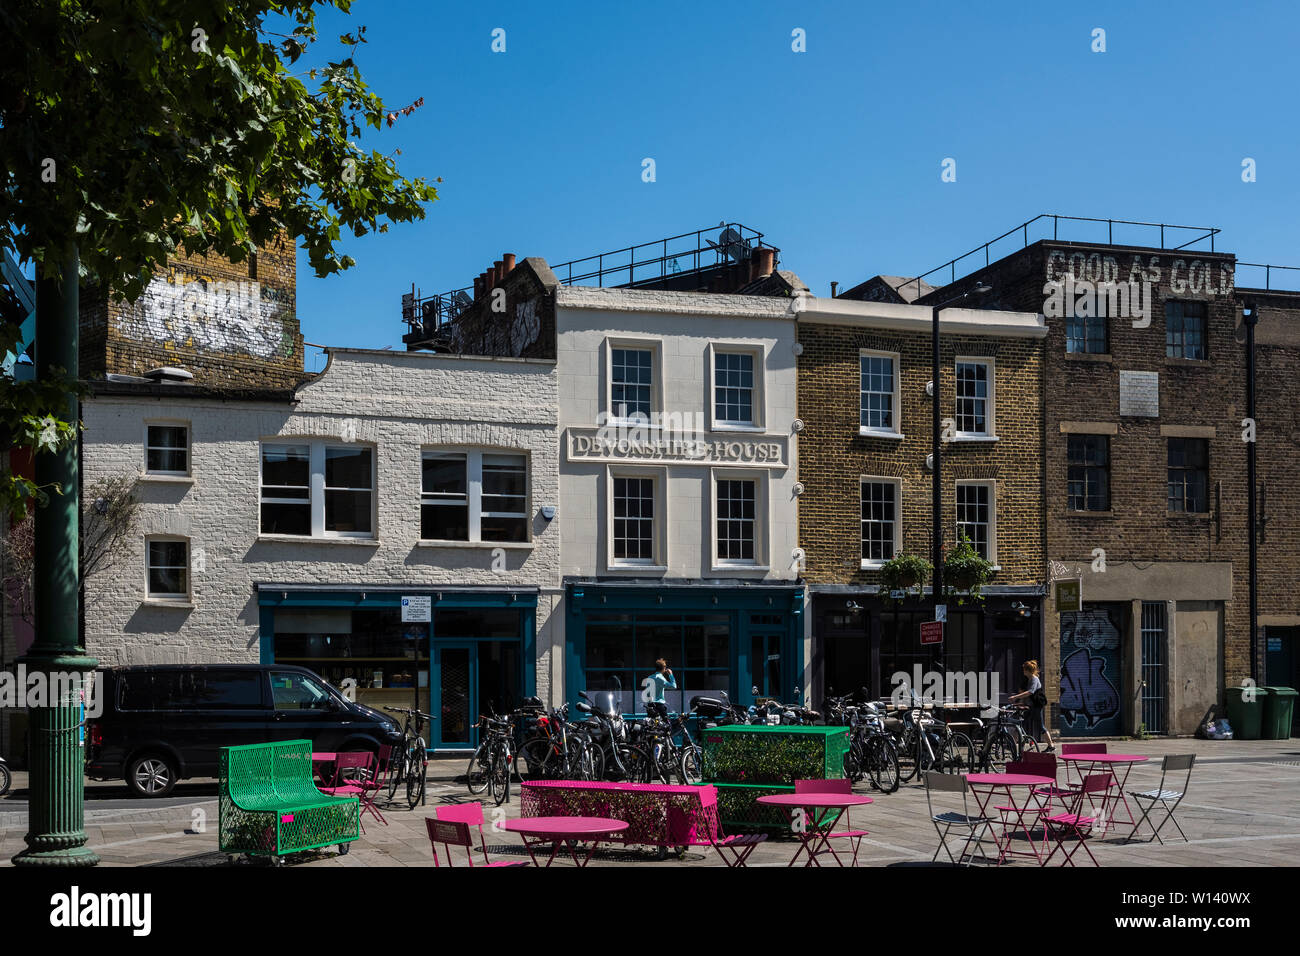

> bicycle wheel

[
  {"left": 844, "top": 741, "right": 864, "bottom": 783},
  {"left": 406, "top": 740, "right": 427, "bottom": 809},
  {"left": 387, "top": 755, "right": 403, "bottom": 802},
  {"left": 678, "top": 744, "right": 702, "bottom": 785},
  {"left": 587, "top": 742, "right": 605, "bottom": 782},
  {"left": 896, "top": 726, "right": 920, "bottom": 782},
  {"left": 941, "top": 732, "right": 975, "bottom": 774},
  {"left": 622, "top": 743, "right": 664, "bottom": 784},
  {"left": 466, "top": 740, "right": 491, "bottom": 795},
  {"left": 518, "top": 738, "right": 551, "bottom": 780},
  {"left": 1019, "top": 732, "right": 1041, "bottom": 754},
  {"left": 867, "top": 735, "right": 901, "bottom": 794},
  {"left": 0, "top": 762, "right": 9, "bottom": 797},
  {"left": 983, "top": 730, "right": 1018, "bottom": 772},
  {"left": 489, "top": 740, "right": 511, "bottom": 806}
]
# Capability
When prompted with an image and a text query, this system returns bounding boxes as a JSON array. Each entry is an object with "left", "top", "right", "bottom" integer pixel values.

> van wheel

[{"left": 127, "top": 754, "right": 177, "bottom": 798}]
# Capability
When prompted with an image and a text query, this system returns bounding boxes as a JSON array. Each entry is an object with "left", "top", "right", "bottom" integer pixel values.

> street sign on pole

[
  {"left": 934, "top": 604, "right": 947, "bottom": 623},
  {"left": 920, "top": 621, "right": 944, "bottom": 645}
]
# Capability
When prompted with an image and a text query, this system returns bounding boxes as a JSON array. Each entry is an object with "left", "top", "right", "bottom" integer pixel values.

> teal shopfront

[
  {"left": 565, "top": 581, "right": 804, "bottom": 714},
  {"left": 256, "top": 584, "right": 536, "bottom": 751}
]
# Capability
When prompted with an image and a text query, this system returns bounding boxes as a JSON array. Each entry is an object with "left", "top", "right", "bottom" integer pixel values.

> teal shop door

[
  {"left": 433, "top": 644, "right": 474, "bottom": 749},
  {"left": 751, "top": 631, "right": 784, "bottom": 700},
  {"left": 432, "top": 641, "right": 523, "bottom": 749}
]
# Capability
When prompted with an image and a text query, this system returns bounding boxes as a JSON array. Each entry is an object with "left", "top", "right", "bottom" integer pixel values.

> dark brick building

[
  {"left": 795, "top": 298, "right": 1047, "bottom": 708},
  {"left": 892, "top": 221, "right": 1300, "bottom": 736}
]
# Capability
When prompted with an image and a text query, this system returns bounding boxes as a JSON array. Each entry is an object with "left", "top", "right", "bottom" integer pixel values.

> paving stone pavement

[{"left": 1, "top": 737, "right": 1296, "bottom": 868}]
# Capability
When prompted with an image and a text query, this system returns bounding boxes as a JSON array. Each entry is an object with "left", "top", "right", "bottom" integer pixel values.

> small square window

[
  {"left": 146, "top": 538, "right": 189, "bottom": 599},
  {"left": 146, "top": 424, "right": 189, "bottom": 475}
]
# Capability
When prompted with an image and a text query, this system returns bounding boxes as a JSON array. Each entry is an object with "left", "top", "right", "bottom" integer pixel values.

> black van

[{"left": 85, "top": 664, "right": 404, "bottom": 797}]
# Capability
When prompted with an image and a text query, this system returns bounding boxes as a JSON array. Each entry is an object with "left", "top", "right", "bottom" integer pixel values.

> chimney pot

[
  {"left": 831, "top": 281, "right": 839, "bottom": 297},
  {"left": 503, "top": 253, "right": 516, "bottom": 273},
  {"left": 753, "top": 246, "right": 775, "bottom": 280},
  {"left": 493, "top": 260, "right": 505, "bottom": 284},
  {"left": 473, "top": 275, "right": 484, "bottom": 300}
]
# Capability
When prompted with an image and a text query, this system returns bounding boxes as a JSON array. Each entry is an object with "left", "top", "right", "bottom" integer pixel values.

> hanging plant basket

[
  {"left": 942, "top": 535, "right": 994, "bottom": 604},
  {"left": 878, "top": 552, "right": 933, "bottom": 598}
]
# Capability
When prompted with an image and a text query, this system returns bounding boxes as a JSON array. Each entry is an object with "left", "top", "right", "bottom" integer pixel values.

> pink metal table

[
  {"left": 502, "top": 816, "right": 630, "bottom": 867},
  {"left": 1059, "top": 754, "right": 1149, "bottom": 831},
  {"left": 755, "top": 793, "right": 873, "bottom": 867},
  {"left": 966, "top": 773, "right": 1054, "bottom": 864}
]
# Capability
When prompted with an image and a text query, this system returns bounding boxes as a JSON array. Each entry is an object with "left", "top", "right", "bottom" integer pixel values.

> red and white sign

[{"left": 920, "top": 621, "right": 944, "bottom": 645}]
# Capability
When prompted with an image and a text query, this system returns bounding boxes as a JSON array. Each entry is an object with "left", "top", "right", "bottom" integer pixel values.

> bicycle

[
  {"left": 893, "top": 704, "right": 973, "bottom": 782},
  {"left": 384, "top": 706, "right": 434, "bottom": 809},
  {"left": 466, "top": 712, "right": 517, "bottom": 805},
  {"left": 971, "top": 706, "right": 1035, "bottom": 772}
]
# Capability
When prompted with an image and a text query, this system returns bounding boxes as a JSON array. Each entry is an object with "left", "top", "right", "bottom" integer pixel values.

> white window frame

[
  {"left": 707, "top": 343, "right": 766, "bottom": 432},
  {"left": 420, "top": 448, "right": 531, "bottom": 545},
  {"left": 604, "top": 338, "right": 664, "bottom": 426},
  {"left": 605, "top": 465, "right": 667, "bottom": 571},
  {"left": 954, "top": 357, "right": 997, "bottom": 440},
  {"left": 259, "top": 440, "right": 376, "bottom": 539},
  {"left": 955, "top": 479, "right": 997, "bottom": 566},
  {"left": 710, "top": 468, "right": 769, "bottom": 571},
  {"left": 143, "top": 419, "right": 191, "bottom": 477},
  {"left": 144, "top": 534, "right": 191, "bottom": 603},
  {"left": 860, "top": 476, "right": 903, "bottom": 569},
  {"left": 859, "top": 349, "right": 903, "bottom": 439}
]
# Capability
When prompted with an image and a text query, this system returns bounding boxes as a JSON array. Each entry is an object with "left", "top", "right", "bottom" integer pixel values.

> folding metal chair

[
  {"left": 1127, "top": 754, "right": 1195, "bottom": 844},
  {"left": 698, "top": 786, "right": 767, "bottom": 867},
  {"left": 317, "top": 751, "right": 375, "bottom": 832},
  {"left": 436, "top": 802, "right": 511, "bottom": 867},
  {"left": 794, "top": 778, "right": 868, "bottom": 866},
  {"left": 1060, "top": 742, "right": 1107, "bottom": 786},
  {"left": 1015, "top": 751, "right": 1078, "bottom": 812},
  {"left": 1041, "top": 773, "right": 1111, "bottom": 867},
  {"left": 924, "top": 771, "right": 996, "bottom": 866},
  {"left": 424, "top": 817, "right": 528, "bottom": 867}
]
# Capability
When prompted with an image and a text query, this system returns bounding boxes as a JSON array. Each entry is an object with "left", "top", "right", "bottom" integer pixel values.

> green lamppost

[{"left": 11, "top": 247, "right": 99, "bottom": 867}]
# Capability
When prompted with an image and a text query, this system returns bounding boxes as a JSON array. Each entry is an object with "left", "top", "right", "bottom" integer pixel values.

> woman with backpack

[{"left": 1008, "top": 659, "right": 1054, "bottom": 752}]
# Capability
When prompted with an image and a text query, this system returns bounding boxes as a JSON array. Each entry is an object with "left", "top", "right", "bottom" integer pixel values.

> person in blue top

[{"left": 643, "top": 658, "right": 676, "bottom": 719}]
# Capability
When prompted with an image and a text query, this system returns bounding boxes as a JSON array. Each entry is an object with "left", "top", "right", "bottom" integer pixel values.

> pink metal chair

[
  {"left": 425, "top": 818, "right": 528, "bottom": 867},
  {"left": 348, "top": 744, "right": 393, "bottom": 826},
  {"left": 697, "top": 786, "right": 767, "bottom": 867},
  {"left": 793, "top": 778, "right": 867, "bottom": 866},
  {"left": 1060, "top": 742, "right": 1107, "bottom": 785},
  {"left": 435, "top": 802, "right": 512, "bottom": 867},
  {"left": 1015, "top": 751, "right": 1078, "bottom": 812},
  {"left": 1041, "top": 773, "right": 1112, "bottom": 867},
  {"left": 318, "top": 751, "right": 376, "bottom": 833}
]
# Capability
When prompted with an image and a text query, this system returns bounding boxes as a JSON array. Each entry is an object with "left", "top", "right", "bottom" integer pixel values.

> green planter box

[
  {"left": 708, "top": 782, "right": 795, "bottom": 830},
  {"left": 700, "top": 725, "right": 850, "bottom": 786}
]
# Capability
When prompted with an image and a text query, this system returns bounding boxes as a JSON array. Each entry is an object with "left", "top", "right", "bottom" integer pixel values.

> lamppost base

[{"left": 11, "top": 845, "right": 101, "bottom": 868}]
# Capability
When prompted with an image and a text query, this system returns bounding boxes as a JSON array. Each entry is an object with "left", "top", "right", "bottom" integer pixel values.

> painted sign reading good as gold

[{"left": 565, "top": 428, "right": 787, "bottom": 468}]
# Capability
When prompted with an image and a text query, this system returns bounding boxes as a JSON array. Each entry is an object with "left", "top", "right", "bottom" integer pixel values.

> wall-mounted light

[
  {"left": 846, "top": 600, "right": 863, "bottom": 611},
  {"left": 540, "top": 505, "right": 556, "bottom": 521},
  {"left": 792, "top": 419, "right": 805, "bottom": 433}
]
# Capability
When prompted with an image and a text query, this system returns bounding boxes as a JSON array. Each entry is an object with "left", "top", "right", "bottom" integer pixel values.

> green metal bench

[{"left": 219, "top": 739, "right": 360, "bottom": 862}]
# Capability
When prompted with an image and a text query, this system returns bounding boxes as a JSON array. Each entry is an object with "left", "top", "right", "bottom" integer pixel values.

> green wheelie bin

[
  {"left": 1225, "top": 685, "right": 1268, "bottom": 740},
  {"left": 1261, "top": 687, "right": 1296, "bottom": 740}
]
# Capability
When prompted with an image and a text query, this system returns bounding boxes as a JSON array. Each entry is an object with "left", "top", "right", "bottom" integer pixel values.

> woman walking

[{"left": 1008, "top": 659, "right": 1054, "bottom": 751}]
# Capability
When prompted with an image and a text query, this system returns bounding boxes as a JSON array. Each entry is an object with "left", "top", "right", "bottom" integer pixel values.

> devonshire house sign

[{"left": 566, "top": 427, "right": 787, "bottom": 468}]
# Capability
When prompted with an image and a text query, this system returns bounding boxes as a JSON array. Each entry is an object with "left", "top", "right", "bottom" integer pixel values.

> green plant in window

[
  {"left": 942, "top": 534, "right": 994, "bottom": 605},
  {"left": 878, "top": 552, "right": 933, "bottom": 600}
]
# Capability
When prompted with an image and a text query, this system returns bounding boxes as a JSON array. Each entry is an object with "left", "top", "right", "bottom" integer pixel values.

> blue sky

[{"left": 295, "top": 0, "right": 1300, "bottom": 364}]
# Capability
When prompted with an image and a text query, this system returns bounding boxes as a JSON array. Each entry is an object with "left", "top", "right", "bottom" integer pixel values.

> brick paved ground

[{"left": 2, "top": 738, "right": 1296, "bottom": 868}]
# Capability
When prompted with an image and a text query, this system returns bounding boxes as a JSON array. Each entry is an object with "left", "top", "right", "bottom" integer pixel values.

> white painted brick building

[{"left": 81, "top": 349, "right": 560, "bottom": 747}]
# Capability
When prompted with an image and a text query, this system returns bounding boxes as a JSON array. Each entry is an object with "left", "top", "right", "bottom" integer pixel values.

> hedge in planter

[{"left": 700, "top": 725, "right": 850, "bottom": 785}]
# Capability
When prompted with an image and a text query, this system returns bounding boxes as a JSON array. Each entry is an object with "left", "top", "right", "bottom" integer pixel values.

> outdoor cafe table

[
  {"left": 1059, "top": 754, "right": 1149, "bottom": 832},
  {"left": 755, "top": 792, "right": 873, "bottom": 867},
  {"left": 520, "top": 780, "right": 723, "bottom": 850},
  {"left": 965, "top": 773, "right": 1054, "bottom": 865},
  {"left": 501, "top": 816, "right": 630, "bottom": 867},
  {"left": 311, "top": 752, "right": 337, "bottom": 786}
]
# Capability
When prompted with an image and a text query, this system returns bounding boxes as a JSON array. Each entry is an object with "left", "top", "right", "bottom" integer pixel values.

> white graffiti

[{"left": 115, "top": 271, "right": 290, "bottom": 359}]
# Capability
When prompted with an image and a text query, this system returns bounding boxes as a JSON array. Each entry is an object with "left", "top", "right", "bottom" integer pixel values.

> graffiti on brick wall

[
  {"left": 114, "top": 270, "right": 296, "bottom": 360},
  {"left": 1059, "top": 608, "right": 1122, "bottom": 736},
  {"left": 509, "top": 299, "right": 541, "bottom": 355}
]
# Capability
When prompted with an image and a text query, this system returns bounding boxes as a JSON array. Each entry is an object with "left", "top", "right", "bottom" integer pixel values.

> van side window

[{"left": 270, "top": 672, "right": 332, "bottom": 711}]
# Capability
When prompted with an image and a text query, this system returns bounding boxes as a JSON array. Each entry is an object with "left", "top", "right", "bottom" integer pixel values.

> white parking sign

[{"left": 401, "top": 595, "right": 431, "bottom": 622}]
